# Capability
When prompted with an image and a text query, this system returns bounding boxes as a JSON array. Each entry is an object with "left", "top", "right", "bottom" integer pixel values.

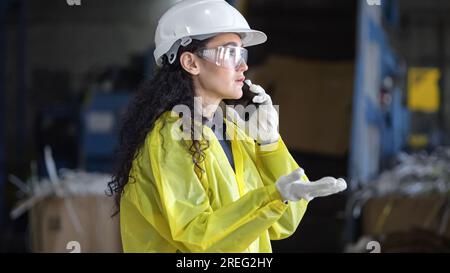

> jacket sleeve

[
  {"left": 255, "top": 137, "right": 309, "bottom": 240},
  {"left": 135, "top": 131, "right": 290, "bottom": 253}
]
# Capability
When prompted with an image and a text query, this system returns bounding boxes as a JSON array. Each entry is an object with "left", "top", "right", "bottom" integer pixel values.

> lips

[{"left": 235, "top": 77, "right": 245, "bottom": 83}]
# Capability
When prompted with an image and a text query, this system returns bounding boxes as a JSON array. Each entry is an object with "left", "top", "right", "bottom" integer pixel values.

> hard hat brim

[{"left": 234, "top": 29, "right": 267, "bottom": 47}]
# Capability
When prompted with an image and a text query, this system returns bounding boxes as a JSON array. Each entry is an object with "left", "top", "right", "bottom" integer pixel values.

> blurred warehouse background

[{"left": 0, "top": 0, "right": 450, "bottom": 252}]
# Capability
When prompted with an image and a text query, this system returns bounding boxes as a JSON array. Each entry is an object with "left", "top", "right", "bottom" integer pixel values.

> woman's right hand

[{"left": 275, "top": 168, "right": 347, "bottom": 202}]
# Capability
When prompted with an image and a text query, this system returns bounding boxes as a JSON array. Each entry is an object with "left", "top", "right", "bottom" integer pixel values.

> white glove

[
  {"left": 226, "top": 79, "right": 279, "bottom": 145},
  {"left": 275, "top": 168, "right": 347, "bottom": 202}
]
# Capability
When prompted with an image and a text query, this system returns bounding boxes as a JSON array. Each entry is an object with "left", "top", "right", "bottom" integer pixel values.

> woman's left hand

[{"left": 226, "top": 80, "right": 280, "bottom": 145}]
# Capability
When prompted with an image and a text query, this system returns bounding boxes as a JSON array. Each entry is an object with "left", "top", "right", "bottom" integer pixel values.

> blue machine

[
  {"left": 81, "top": 92, "right": 131, "bottom": 172},
  {"left": 349, "top": 0, "right": 409, "bottom": 187},
  {"left": 344, "top": 0, "right": 410, "bottom": 244}
]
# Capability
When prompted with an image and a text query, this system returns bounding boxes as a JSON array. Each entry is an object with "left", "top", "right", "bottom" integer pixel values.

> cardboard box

[
  {"left": 248, "top": 55, "right": 354, "bottom": 156},
  {"left": 29, "top": 196, "right": 122, "bottom": 253},
  {"left": 362, "top": 195, "right": 449, "bottom": 238}
]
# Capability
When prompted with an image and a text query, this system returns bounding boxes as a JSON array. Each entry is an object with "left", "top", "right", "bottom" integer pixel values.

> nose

[{"left": 236, "top": 59, "right": 248, "bottom": 72}]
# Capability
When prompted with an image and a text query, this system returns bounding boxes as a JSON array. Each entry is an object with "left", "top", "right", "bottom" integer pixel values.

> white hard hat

[{"left": 154, "top": 0, "right": 267, "bottom": 66}]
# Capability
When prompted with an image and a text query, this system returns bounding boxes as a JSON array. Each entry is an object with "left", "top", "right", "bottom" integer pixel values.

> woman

[{"left": 108, "top": 0, "right": 347, "bottom": 253}]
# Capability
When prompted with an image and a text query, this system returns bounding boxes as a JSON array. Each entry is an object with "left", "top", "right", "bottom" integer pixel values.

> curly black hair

[{"left": 107, "top": 39, "right": 211, "bottom": 216}]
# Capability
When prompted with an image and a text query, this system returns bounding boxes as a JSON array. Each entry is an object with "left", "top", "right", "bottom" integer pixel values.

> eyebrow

[{"left": 220, "top": 41, "right": 243, "bottom": 47}]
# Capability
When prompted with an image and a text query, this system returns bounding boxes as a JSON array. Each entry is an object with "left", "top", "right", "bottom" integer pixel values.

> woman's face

[{"left": 193, "top": 33, "right": 249, "bottom": 101}]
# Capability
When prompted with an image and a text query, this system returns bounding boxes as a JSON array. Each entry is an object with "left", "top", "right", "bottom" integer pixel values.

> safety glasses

[{"left": 195, "top": 45, "right": 248, "bottom": 70}]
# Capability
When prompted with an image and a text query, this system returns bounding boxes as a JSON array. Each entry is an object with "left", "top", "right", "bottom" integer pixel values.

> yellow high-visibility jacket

[{"left": 120, "top": 111, "right": 309, "bottom": 252}]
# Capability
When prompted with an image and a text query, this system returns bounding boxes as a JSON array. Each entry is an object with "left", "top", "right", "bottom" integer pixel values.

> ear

[{"left": 180, "top": 52, "right": 200, "bottom": 75}]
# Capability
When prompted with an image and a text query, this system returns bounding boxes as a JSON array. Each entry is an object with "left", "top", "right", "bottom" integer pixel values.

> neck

[
  {"left": 194, "top": 91, "right": 221, "bottom": 121},
  {"left": 201, "top": 98, "right": 220, "bottom": 120},
  {"left": 193, "top": 77, "right": 222, "bottom": 120}
]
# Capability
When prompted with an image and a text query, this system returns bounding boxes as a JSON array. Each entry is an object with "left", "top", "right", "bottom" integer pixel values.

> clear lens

[{"left": 198, "top": 46, "right": 248, "bottom": 70}]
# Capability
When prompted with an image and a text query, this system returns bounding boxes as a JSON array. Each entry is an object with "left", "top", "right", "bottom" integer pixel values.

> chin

[
  {"left": 222, "top": 87, "right": 243, "bottom": 100},
  {"left": 231, "top": 89, "right": 243, "bottom": 99}
]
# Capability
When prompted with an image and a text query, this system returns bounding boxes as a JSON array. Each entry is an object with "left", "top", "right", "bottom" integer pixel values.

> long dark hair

[{"left": 107, "top": 39, "right": 211, "bottom": 215}]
